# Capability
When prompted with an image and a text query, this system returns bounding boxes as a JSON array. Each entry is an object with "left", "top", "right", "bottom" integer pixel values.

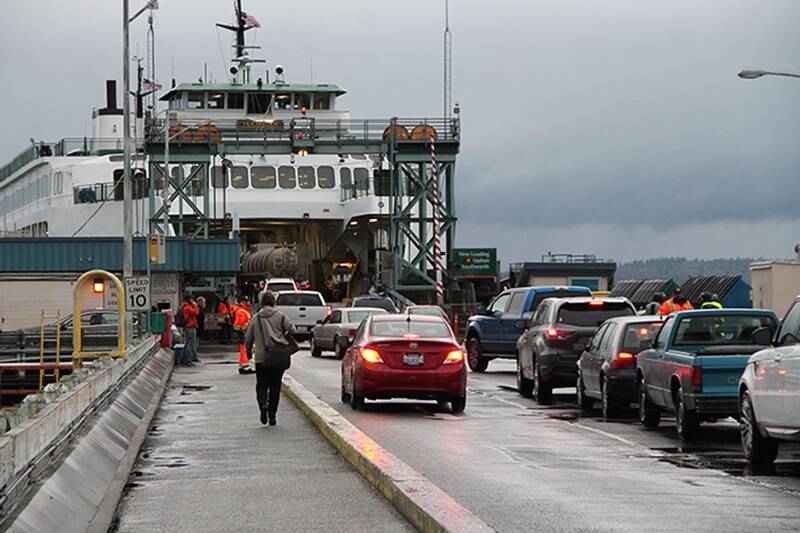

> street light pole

[{"left": 123, "top": 0, "right": 134, "bottom": 335}]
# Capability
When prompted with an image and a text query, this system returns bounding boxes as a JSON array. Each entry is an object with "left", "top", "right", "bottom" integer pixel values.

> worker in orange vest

[
  {"left": 234, "top": 296, "right": 254, "bottom": 374},
  {"left": 658, "top": 289, "right": 694, "bottom": 316}
]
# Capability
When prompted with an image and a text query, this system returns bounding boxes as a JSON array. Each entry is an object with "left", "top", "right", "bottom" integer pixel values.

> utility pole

[{"left": 123, "top": 0, "right": 134, "bottom": 335}]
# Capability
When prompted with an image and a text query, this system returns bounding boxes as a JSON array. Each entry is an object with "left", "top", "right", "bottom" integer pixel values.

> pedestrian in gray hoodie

[{"left": 245, "top": 291, "right": 298, "bottom": 426}]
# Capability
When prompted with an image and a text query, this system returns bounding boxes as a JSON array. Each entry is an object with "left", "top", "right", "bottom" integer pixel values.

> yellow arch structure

[{"left": 72, "top": 269, "right": 126, "bottom": 369}]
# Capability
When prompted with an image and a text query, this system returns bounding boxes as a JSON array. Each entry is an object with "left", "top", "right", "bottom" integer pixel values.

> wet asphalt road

[{"left": 289, "top": 349, "right": 800, "bottom": 532}]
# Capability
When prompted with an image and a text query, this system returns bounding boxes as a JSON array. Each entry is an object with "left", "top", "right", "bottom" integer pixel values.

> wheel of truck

[
  {"left": 740, "top": 390, "right": 779, "bottom": 468},
  {"left": 675, "top": 387, "right": 700, "bottom": 441},
  {"left": 577, "top": 368, "right": 593, "bottom": 412},
  {"left": 638, "top": 376, "right": 661, "bottom": 428},
  {"left": 533, "top": 357, "right": 553, "bottom": 405},
  {"left": 517, "top": 355, "right": 534, "bottom": 398},
  {"left": 466, "top": 337, "right": 489, "bottom": 373},
  {"left": 310, "top": 335, "right": 322, "bottom": 358}
]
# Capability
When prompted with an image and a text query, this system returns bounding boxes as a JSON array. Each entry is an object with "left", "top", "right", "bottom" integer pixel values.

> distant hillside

[{"left": 616, "top": 257, "right": 758, "bottom": 285}]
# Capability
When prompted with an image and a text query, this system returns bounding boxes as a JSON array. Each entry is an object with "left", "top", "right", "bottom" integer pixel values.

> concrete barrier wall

[{"left": 0, "top": 338, "right": 158, "bottom": 492}]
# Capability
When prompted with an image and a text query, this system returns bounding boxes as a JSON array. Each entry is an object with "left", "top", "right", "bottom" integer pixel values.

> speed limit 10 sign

[{"left": 125, "top": 277, "right": 151, "bottom": 311}]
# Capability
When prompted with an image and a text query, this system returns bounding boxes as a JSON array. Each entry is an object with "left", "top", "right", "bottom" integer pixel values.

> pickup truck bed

[{"left": 275, "top": 291, "right": 330, "bottom": 339}]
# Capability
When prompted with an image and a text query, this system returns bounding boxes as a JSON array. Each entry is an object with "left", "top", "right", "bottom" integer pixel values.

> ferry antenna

[{"left": 443, "top": 0, "right": 452, "bottom": 122}]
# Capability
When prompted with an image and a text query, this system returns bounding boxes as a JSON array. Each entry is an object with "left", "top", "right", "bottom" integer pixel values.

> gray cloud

[{"left": 1, "top": 0, "right": 798, "bottom": 260}]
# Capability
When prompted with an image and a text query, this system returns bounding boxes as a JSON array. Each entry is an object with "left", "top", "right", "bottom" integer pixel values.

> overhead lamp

[
  {"left": 368, "top": 218, "right": 379, "bottom": 223},
  {"left": 349, "top": 220, "right": 359, "bottom": 226}
]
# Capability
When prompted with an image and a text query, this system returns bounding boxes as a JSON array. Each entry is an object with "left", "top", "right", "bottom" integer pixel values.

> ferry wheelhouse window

[
  {"left": 274, "top": 94, "right": 291, "bottom": 110},
  {"left": 317, "top": 166, "right": 335, "bottom": 189},
  {"left": 228, "top": 93, "right": 245, "bottom": 110},
  {"left": 294, "top": 94, "right": 312, "bottom": 111},
  {"left": 313, "top": 94, "right": 331, "bottom": 110},
  {"left": 211, "top": 166, "right": 228, "bottom": 188},
  {"left": 278, "top": 166, "right": 296, "bottom": 189},
  {"left": 187, "top": 93, "right": 205, "bottom": 109},
  {"left": 230, "top": 166, "right": 249, "bottom": 189},
  {"left": 248, "top": 93, "right": 271, "bottom": 114},
  {"left": 298, "top": 166, "right": 315, "bottom": 189},
  {"left": 252, "top": 166, "right": 276, "bottom": 189},
  {"left": 208, "top": 93, "right": 225, "bottom": 109}
]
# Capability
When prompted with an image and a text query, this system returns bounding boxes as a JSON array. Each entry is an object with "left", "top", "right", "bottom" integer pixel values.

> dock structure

[{"left": 145, "top": 115, "right": 460, "bottom": 303}]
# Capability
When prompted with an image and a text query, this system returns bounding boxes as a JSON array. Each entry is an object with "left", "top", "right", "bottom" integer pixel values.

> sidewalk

[{"left": 113, "top": 344, "right": 414, "bottom": 533}]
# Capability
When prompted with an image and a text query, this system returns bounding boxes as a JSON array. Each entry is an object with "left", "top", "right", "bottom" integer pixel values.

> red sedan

[{"left": 340, "top": 314, "right": 467, "bottom": 413}]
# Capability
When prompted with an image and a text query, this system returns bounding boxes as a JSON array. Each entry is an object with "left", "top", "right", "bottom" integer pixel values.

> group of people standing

[
  {"left": 644, "top": 289, "right": 723, "bottom": 316},
  {"left": 175, "top": 291, "right": 299, "bottom": 427}
]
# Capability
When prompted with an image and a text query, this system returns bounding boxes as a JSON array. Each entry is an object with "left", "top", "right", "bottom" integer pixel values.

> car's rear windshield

[
  {"left": 371, "top": 320, "right": 451, "bottom": 339},
  {"left": 409, "top": 307, "right": 445, "bottom": 318},
  {"left": 673, "top": 314, "right": 777, "bottom": 346},
  {"left": 276, "top": 293, "right": 323, "bottom": 306},
  {"left": 347, "top": 310, "right": 384, "bottom": 323},
  {"left": 532, "top": 290, "right": 590, "bottom": 311},
  {"left": 557, "top": 302, "right": 634, "bottom": 327},
  {"left": 268, "top": 282, "right": 295, "bottom": 292},
  {"left": 622, "top": 322, "right": 663, "bottom": 353},
  {"left": 354, "top": 298, "right": 398, "bottom": 313}
]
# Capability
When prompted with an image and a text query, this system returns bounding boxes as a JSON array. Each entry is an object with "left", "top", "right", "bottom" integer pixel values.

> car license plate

[{"left": 403, "top": 354, "right": 424, "bottom": 366}]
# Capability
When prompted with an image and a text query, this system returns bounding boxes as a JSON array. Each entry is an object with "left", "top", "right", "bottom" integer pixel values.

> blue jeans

[{"left": 183, "top": 327, "right": 198, "bottom": 363}]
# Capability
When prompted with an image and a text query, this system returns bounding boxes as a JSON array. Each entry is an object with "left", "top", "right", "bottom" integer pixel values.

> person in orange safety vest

[
  {"left": 234, "top": 296, "right": 254, "bottom": 374},
  {"left": 658, "top": 289, "right": 694, "bottom": 316}
]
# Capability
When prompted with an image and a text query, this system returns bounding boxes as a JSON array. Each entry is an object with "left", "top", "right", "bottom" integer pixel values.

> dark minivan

[
  {"left": 516, "top": 297, "right": 636, "bottom": 404},
  {"left": 577, "top": 316, "right": 664, "bottom": 418}
]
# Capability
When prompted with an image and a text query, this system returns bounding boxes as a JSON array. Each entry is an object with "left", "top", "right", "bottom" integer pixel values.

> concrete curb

[{"left": 282, "top": 374, "right": 495, "bottom": 533}]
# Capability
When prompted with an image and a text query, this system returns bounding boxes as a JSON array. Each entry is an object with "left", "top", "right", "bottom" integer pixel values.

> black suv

[{"left": 515, "top": 297, "right": 636, "bottom": 404}]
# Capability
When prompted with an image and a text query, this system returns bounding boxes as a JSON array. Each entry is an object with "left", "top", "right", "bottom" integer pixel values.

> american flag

[
  {"left": 243, "top": 12, "right": 261, "bottom": 29},
  {"left": 143, "top": 79, "right": 163, "bottom": 92}
]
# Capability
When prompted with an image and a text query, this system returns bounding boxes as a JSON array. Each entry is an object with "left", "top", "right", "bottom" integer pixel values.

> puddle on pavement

[
  {"left": 172, "top": 400, "right": 205, "bottom": 405},
  {"left": 178, "top": 384, "right": 213, "bottom": 396},
  {"left": 653, "top": 446, "right": 800, "bottom": 479}
]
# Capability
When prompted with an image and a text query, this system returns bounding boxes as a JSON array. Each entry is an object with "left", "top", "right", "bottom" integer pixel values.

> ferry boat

[{"left": 0, "top": 2, "right": 410, "bottom": 296}]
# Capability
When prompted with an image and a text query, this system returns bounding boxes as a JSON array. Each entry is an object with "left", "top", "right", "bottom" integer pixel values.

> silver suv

[{"left": 739, "top": 296, "right": 800, "bottom": 467}]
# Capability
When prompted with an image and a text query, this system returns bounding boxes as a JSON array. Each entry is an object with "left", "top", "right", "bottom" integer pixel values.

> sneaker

[{"left": 260, "top": 408, "right": 268, "bottom": 425}]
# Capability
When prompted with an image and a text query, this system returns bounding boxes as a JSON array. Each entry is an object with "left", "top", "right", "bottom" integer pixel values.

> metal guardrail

[
  {"left": 0, "top": 138, "right": 146, "bottom": 184},
  {"left": 147, "top": 117, "right": 460, "bottom": 144}
]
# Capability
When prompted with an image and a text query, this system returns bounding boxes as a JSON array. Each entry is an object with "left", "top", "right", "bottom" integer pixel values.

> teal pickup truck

[{"left": 637, "top": 309, "right": 778, "bottom": 440}]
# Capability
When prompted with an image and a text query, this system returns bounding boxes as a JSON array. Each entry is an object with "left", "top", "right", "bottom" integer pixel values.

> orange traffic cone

[{"left": 238, "top": 343, "right": 254, "bottom": 374}]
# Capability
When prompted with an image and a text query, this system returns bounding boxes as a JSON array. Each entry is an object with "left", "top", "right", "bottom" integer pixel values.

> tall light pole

[
  {"left": 123, "top": 0, "right": 159, "bottom": 337},
  {"left": 738, "top": 69, "right": 800, "bottom": 80}
]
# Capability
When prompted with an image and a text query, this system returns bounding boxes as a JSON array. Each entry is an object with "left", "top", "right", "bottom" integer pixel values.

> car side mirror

[
  {"left": 574, "top": 342, "right": 587, "bottom": 352},
  {"left": 513, "top": 319, "right": 527, "bottom": 330},
  {"left": 752, "top": 327, "right": 773, "bottom": 346}
]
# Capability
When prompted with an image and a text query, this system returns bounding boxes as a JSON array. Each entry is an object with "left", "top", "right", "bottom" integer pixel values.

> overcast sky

[{"left": 1, "top": 1, "right": 799, "bottom": 265}]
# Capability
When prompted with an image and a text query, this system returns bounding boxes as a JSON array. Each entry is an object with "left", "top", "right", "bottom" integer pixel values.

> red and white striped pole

[{"left": 430, "top": 131, "right": 444, "bottom": 306}]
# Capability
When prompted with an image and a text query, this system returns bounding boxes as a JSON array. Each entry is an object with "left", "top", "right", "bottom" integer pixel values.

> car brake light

[
  {"left": 611, "top": 352, "right": 635, "bottom": 369},
  {"left": 444, "top": 349, "right": 463, "bottom": 364},
  {"left": 589, "top": 300, "right": 604, "bottom": 307},
  {"left": 691, "top": 367, "right": 702, "bottom": 392},
  {"left": 361, "top": 348, "right": 384, "bottom": 363},
  {"left": 545, "top": 325, "right": 570, "bottom": 340},
  {"left": 348, "top": 328, "right": 358, "bottom": 338}
]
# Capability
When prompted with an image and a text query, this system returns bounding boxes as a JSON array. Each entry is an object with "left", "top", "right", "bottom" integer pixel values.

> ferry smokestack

[{"left": 105, "top": 80, "right": 118, "bottom": 110}]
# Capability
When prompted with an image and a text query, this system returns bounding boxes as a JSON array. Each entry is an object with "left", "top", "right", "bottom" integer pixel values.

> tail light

[
  {"left": 347, "top": 328, "right": 357, "bottom": 338},
  {"left": 361, "top": 348, "right": 384, "bottom": 364},
  {"left": 611, "top": 352, "right": 635, "bottom": 369},
  {"left": 545, "top": 325, "right": 571, "bottom": 341},
  {"left": 443, "top": 349, "right": 463, "bottom": 365},
  {"left": 691, "top": 367, "right": 703, "bottom": 392}
]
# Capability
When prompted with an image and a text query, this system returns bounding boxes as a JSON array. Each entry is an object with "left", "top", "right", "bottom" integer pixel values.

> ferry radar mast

[{"left": 216, "top": 0, "right": 265, "bottom": 83}]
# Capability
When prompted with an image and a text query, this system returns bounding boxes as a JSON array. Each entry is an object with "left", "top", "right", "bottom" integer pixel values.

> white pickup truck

[{"left": 275, "top": 291, "right": 330, "bottom": 340}]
